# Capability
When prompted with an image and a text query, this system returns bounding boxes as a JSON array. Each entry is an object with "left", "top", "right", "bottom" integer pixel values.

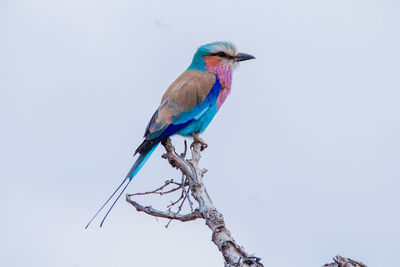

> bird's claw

[
  {"left": 191, "top": 142, "right": 208, "bottom": 151},
  {"left": 190, "top": 133, "right": 208, "bottom": 151}
]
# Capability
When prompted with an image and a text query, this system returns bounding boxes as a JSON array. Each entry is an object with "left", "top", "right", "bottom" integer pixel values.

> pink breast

[
  {"left": 216, "top": 71, "right": 232, "bottom": 109},
  {"left": 204, "top": 57, "right": 233, "bottom": 109}
]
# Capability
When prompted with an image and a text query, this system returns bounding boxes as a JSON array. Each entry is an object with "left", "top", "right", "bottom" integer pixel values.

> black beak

[{"left": 235, "top": 52, "right": 255, "bottom": 62}]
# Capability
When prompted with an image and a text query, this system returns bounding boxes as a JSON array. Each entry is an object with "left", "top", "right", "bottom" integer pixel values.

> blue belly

[{"left": 178, "top": 104, "right": 218, "bottom": 136}]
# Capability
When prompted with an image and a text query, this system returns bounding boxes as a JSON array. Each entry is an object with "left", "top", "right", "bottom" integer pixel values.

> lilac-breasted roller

[{"left": 86, "top": 41, "right": 255, "bottom": 228}]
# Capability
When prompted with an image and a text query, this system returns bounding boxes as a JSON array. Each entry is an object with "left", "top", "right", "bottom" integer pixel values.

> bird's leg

[{"left": 190, "top": 133, "right": 208, "bottom": 151}]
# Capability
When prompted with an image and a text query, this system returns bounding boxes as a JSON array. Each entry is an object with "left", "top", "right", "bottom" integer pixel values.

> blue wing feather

[{"left": 153, "top": 75, "right": 221, "bottom": 140}]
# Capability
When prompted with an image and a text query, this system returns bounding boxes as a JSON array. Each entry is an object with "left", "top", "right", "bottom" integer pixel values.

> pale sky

[{"left": 1, "top": 0, "right": 400, "bottom": 266}]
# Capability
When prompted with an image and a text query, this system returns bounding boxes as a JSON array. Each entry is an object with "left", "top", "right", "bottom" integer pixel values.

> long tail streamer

[{"left": 85, "top": 144, "right": 158, "bottom": 228}]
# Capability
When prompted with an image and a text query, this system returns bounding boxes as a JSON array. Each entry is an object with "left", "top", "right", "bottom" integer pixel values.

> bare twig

[
  {"left": 128, "top": 179, "right": 183, "bottom": 197},
  {"left": 323, "top": 255, "right": 367, "bottom": 267},
  {"left": 181, "top": 172, "right": 193, "bottom": 211},
  {"left": 165, "top": 187, "right": 189, "bottom": 228},
  {"left": 126, "top": 198, "right": 202, "bottom": 222},
  {"left": 180, "top": 140, "right": 188, "bottom": 158}
]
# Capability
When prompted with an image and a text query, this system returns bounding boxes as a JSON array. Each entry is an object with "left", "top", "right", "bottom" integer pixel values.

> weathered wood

[
  {"left": 323, "top": 255, "right": 367, "bottom": 267},
  {"left": 126, "top": 138, "right": 263, "bottom": 266}
]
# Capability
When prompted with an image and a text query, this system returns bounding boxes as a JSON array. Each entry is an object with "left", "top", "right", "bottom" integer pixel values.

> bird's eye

[{"left": 214, "top": 52, "right": 227, "bottom": 58}]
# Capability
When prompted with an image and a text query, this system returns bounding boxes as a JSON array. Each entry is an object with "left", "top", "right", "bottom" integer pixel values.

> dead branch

[
  {"left": 323, "top": 255, "right": 367, "bottom": 267},
  {"left": 126, "top": 138, "right": 263, "bottom": 267}
]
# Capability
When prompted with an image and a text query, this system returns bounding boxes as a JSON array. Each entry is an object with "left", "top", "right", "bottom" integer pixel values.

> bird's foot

[{"left": 190, "top": 133, "right": 208, "bottom": 151}]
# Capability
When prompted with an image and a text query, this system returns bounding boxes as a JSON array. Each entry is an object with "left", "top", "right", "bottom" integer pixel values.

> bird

[{"left": 86, "top": 41, "right": 255, "bottom": 228}]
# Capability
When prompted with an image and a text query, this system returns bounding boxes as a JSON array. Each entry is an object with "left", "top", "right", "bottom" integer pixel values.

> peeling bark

[{"left": 126, "top": 138, "right": 263, "bottom": 266}]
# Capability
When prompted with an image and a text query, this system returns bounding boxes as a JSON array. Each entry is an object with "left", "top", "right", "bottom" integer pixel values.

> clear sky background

[{"left": 1, "top": 0, "right": 400, "bottom": 266}]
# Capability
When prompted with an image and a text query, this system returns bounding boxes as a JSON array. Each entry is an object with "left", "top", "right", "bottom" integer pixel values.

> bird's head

[{"left": 188, "top": 41, "right": 255, "bottom": 72}]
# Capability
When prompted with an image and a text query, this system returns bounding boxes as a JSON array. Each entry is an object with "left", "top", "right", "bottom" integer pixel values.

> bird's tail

[{"left": 85, "top": 143, "right": 158, "bottom": 228}]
